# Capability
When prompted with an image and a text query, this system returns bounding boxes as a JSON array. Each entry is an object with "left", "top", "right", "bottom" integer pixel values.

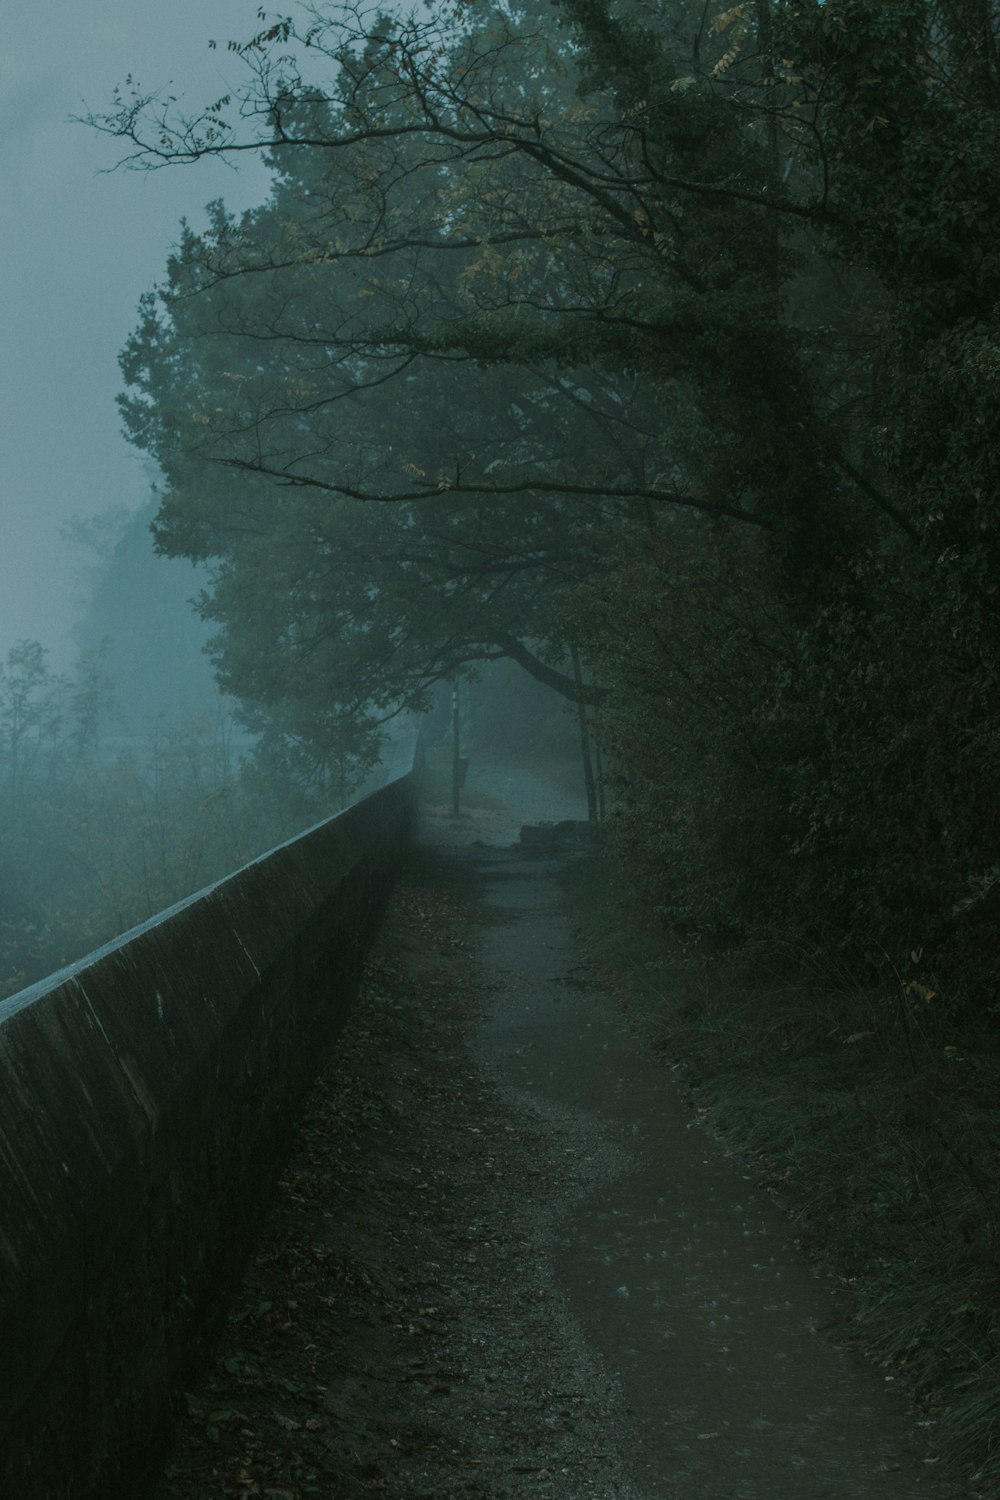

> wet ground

[
  {"left": 464, "top": 841, "right": 967, "bottom": 1497},
  {"left": 147, "top": 769, "right": 975, "bottom": 1498}
]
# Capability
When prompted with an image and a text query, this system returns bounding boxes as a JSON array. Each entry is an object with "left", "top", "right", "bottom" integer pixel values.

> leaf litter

[{"left": 147, "top": 856, "right": 640, "bottom": 1500}]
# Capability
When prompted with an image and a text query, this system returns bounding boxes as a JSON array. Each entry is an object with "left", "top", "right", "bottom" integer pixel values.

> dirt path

[
  {"left": 462, "top": 843, "right": 971, "bottom": 1498},
  {"left": 147, "top": 816, "right": 974, "bottom": 1498}
]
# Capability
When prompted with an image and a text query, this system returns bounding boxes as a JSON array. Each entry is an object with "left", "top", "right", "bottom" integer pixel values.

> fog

[
  {"left": 0, "top": 0, "right": 270, "bottom": 670},
  {"left": 4, "top": 9, "right": 1000, "bottom": 1491},
  {"left": 0, "top": 4, "right": 585, "bottom": 1002}
]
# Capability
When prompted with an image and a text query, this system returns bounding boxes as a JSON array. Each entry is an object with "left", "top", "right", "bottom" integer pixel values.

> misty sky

[{"left": 0, "top": 1, "right": 273, "bottom": 667}]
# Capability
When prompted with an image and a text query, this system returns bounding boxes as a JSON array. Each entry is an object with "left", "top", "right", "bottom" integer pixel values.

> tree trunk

[
  {"left": 571, "top": 647, "right": 598, "bottom": 824},
  {"left": 451, "top": 680, "right": 461, "bottom": 818},
  {"left": 594, "top": 737, "right": 607, "bottom": 822}
]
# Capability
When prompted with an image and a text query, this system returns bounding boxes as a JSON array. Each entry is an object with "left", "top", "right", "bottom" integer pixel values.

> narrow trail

[
  {"left": 148, "top": 770, "right": 974, "bottom": 1499},
  {"left": 455, "top": 840, "right": 967, "bottom": 1497}
]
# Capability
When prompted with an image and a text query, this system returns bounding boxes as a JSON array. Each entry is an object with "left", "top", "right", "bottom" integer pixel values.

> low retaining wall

[{"left": 0, "top": 758, "right": 416, "bottom": 1499}]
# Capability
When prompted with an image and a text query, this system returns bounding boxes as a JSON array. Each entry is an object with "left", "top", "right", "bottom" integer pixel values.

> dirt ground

[
  {"left": 147, "top": 846, "right": 635, "bottom": 1500},
  {"left": 146, "top": 815, "right": 976, "bottom": 1499}
]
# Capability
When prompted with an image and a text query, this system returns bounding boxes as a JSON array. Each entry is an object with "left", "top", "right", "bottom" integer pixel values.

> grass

[{"left": 562, "top": 849, "right": 1000, "bottom": 1492}]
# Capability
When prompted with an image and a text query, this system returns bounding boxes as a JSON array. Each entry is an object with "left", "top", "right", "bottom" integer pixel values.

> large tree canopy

[{"left": 97, "top": 0, "right": 1000, "bottom": 1001}]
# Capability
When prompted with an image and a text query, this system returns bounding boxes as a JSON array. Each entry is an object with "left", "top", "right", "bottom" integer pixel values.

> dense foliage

[{"left": 97, "top": 0, "right": 1000, "bottom": 1007}]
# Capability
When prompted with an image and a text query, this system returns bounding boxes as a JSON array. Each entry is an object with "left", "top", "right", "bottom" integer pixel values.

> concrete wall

[{"left": 0, "top": 762, "right": 415, "bottom": 1499}]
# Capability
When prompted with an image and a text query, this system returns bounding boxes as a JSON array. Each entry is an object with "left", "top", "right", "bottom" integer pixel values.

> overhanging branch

[
  {"left": 217, "top": 457, "right": 772, "bottom": 528},
  {"left": 490, "top": 631, "right": 605, "bottom": 704}
]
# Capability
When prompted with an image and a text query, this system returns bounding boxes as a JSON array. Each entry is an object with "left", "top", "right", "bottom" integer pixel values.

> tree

[
  {"left": 103, "top": 0, "right": 815, "bottom": 537},
  {"left": 92, "top": 0, "right": 1000, "bottom": 1001},
  {"left": 102, "top": 0, "right": 813, "bottom": 775}
]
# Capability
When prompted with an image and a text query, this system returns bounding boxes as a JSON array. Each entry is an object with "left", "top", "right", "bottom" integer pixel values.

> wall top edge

[{"left": 0, "top": 737, "right": 419, "bottom": 1029}]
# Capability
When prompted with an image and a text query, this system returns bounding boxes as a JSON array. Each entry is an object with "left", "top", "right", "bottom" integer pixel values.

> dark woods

[{"left": 93, "top": 0, "right": 1000, "bottom": 1010}]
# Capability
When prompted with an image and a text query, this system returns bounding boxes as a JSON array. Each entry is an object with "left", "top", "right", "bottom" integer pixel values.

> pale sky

[{"left": 0, "top": 1, "right": 273, "bottom": 666}]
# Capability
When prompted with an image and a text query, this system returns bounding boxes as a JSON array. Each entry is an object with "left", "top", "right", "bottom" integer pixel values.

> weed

[{"left": 562, "top": 850, "right": 1000, "bottom": 1492}]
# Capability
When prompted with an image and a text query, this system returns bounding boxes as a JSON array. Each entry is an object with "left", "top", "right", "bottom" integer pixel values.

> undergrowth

[{"left": 563, "top": 851, "right": 1000, "bottom": 1493}]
